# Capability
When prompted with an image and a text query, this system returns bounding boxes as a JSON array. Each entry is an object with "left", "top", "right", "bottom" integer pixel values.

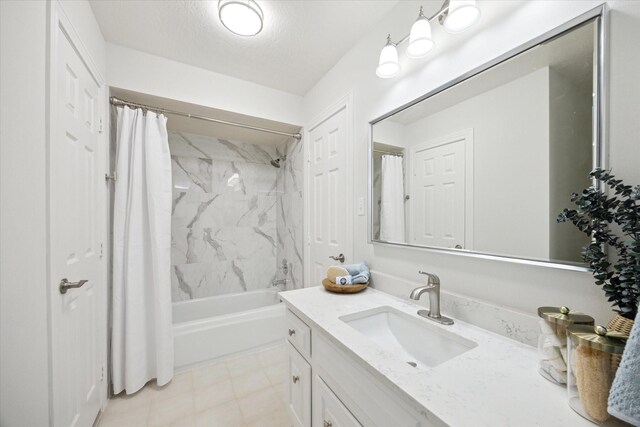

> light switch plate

[{"left": 356, "top": 197, "right": 365, "bottom": 216}]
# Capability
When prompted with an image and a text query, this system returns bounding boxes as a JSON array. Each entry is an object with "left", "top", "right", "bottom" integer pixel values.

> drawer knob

[
  {"left": 288, "top": 329, "right": 296, "bottom": 336},
  {"left": 292, "top": 375, "right": 300, "bottom": 384},
  {"left": 324, "top": 421, "right": 333, "bottom": 427}
]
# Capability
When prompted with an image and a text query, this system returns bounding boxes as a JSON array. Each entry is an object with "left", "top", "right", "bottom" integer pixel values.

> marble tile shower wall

[
  {"left": 275, "top": 138, "right": 303, "bottom": 290},
  {"left": 169, "top": 131, "right": 302, "bottom": 302}
]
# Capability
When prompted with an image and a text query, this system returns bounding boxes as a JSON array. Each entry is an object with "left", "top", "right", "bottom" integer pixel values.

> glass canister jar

[
  {"left": 567, "top": 325, "right": 629, "bottom": 426},
  {"left": 537, "top": 306, "right": 594, "bottom": 385}
]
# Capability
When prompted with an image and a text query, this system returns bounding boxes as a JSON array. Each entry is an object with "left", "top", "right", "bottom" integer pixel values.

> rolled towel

[
  {"left": 341, "top": 261, "right": 370, "bottom": 284},
  {"left": 608, "top": 313, "right": 640, "bottom": 425}
]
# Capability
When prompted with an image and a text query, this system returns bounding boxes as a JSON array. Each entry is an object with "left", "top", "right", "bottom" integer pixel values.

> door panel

[
  {"left": 287, "top": 342, "right": 311, "bottom": 427},
  {"left": 313, "top": 375, "right": 362, "bottom": 427},
  {"left": 50, "top": 22, "right": 103, "bottom": 427},
  {"left": 308, "top": 108, "right": 352, "bottom": 286},
  {"left": 411, "top": 138, "right": 465, "bottom": 248}
]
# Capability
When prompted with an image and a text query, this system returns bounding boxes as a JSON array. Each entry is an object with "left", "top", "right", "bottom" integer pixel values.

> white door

[
  {"left": 308, "top": 106, "right": 353, "bottom": 285},
  {"left": 50, "top": 17, "right": 105, "bottom": 427},
  {"left": 411, "top": 131, "right": 472, "bottom": 249}
]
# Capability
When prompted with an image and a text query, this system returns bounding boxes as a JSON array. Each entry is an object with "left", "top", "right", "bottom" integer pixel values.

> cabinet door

[
  {"left": 287, "top": 342, "right": 311, "bottom": 427},
  {"left": 313, "top": 375, "right": 362, "bottom": 427}
]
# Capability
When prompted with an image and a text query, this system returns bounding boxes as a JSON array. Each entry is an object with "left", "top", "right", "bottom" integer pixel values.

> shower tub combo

[{"left": 173, "top": 289, "right": 286, "bottom": 369}]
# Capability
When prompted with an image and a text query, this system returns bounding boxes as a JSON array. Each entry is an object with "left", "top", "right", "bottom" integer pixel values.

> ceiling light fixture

[
  {"left": 218, "top": 0, "right": 264, "bottom": 37},
  {"left": 376, "top": 0, "right": 481, "bottom": 78}
]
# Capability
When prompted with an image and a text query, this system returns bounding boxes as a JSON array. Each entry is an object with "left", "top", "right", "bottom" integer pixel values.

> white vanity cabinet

[
  {"left": 287, "top": 340, "right": 311, "bottom": 427},
  {"left": 313, "top": 375, "right": 362, "bottom": 427},
  {"left": 285, "top": 307, "right": 434, "bottom": 427}
]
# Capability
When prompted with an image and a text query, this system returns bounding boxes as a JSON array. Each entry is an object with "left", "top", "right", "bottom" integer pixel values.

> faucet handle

[{"left": 418, "top": 271, "right": 440, "bottom": 285}]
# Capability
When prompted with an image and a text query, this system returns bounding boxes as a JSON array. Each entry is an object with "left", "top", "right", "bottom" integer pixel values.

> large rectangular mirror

[{"left": 370, "top": 10, "right": 604, "bottom": 268}]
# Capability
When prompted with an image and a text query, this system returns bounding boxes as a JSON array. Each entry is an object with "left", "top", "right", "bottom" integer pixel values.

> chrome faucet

[{"left": 409, "top": 271, "right": 454, "bottom": 325}]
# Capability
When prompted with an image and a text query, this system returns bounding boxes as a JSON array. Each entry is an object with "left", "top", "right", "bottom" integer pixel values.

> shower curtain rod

[
  {"left": 373, "top": 149, "right": 404, "bottom": 156},
  {"left": 109, "top": 96, "right": 302, "bottom": 140}
]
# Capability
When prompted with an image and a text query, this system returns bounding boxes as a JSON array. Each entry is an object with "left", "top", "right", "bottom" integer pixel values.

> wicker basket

[
  {"left": 322, "top": 278, "right": 368, "bottom": 294},
  {"left": 607, "top": 314, "right": 634, "bottom": 336}
]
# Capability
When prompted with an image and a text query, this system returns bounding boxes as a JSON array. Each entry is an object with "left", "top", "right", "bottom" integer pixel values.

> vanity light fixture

[
  {"left": 376, "top": 0, "right": 481, "bottom": 78},
  {"left": 441, "top": 0, "right": 481, "bottom": 33},
  {"left": 407, "top": 7, "right": 435, "bottom": 59},
  {"left": 218, "top": 0, "right": 264, "bottom": 37},
  {"left": 376, "top": 35, "right": 401, "bottom": 79}
]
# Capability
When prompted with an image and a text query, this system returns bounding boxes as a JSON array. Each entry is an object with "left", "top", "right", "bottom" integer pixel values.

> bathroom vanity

[{"left": 281, "top": 286, "right": 593, "bottom": 427}]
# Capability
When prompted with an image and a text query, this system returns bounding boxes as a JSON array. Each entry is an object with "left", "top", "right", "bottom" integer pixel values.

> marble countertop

[{"left": 280, "top": 286, "right": 593, "bottom": 427}]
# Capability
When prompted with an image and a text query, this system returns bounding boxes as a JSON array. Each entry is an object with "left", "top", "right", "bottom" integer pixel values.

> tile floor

[{"left": 97, "top": 343, "right": 291, "bottom": 427}]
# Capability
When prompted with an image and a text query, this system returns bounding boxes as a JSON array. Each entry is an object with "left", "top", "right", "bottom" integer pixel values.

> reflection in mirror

[{"left": 371, "top": 18, "right": 600, "bottom": 266}]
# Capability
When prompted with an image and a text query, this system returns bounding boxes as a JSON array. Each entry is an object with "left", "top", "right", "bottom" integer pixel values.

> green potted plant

[{"left": 557, "top": 168, "right": 639, "bottom": 332}]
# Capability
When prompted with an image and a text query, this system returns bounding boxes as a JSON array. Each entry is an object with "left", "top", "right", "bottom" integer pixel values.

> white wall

[
  {"left": 0, "top": 1, "right": 106, "bottom": 425},
  {"left": 107, "top": 44, "right": 305, "bottom": 126},
  {"left": 0, "top": 2, "right": 50, "bottom": 424},
  {"left": 548, "top": 67, "right": 593, "bottom": 262},
  {"left": 402, "top": 68, "right": 550, "bottom": 259},
  {"left": 303, "top": 0, "right": 640, "bottom": 326}
]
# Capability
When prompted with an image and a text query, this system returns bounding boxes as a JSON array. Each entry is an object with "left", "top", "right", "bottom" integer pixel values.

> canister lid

[
  {"left": 537, "top": 306, "right": 595, "bottom": 326},
  {"left": 567, "top": 325, "right": 627, "bottom": 354}
]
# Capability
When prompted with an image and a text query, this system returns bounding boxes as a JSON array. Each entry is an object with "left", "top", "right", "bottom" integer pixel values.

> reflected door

[
  {"left": 308, "top": 107, "right": 352, "bottom": 285},
  {"left": 411, "top": 136, "right": 466, "bottom": 248}
]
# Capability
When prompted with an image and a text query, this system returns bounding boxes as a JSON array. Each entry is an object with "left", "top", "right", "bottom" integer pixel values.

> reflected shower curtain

[
  {"left": 380, "top": 155, "right": 406, "bottom": 243},
  {"left": 112, "top": 106, "right": 173, "bottom": 394}
]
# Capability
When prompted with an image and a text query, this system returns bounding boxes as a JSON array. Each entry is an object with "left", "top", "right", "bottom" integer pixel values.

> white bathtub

[{"left": 173, "top": 289, "right": 286, "bottom": 369}]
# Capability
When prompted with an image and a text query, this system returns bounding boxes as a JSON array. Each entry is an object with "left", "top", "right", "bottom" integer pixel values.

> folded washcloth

[
  {"left": 608, "top": 312, "right": 640, "bottom": 425},
  {"left": 326, "top": 261, "right": 369, "bottom": 284}
]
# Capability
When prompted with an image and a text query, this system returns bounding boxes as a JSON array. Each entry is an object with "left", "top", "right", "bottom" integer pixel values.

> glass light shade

[
  {"left": 218, "top": 0, "right": 264, "bottom": 36},
  {"left": 407, "top": 18, "right": 435, "bottom": 59},
  {"left": 443, "top": 0, "right": 480, "bottom": 34},
  {"left": 376, "top": 43, "right": 400, "bottom": 78}
]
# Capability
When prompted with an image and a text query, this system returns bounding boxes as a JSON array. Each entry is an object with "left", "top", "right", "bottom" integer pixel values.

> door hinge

[
  {"left": 98, "top": 118, "right": 104, "bottom": 134},
  {"left": 100, "top": 365, "right": 104, "bottom": 381},
  {"left": 99, "top": 242, "right": 104, "bottom": 259}
]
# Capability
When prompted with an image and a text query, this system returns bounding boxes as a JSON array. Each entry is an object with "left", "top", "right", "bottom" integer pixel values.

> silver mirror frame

[{"left": 367, "top": 5, "right": 607, "bottom": 272}]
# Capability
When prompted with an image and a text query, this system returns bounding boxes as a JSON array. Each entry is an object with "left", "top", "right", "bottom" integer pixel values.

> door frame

[
  {"left": 303, "top": 92, "right": 354, "bottom": 287},
  {"left": 408, "top": 128, "right": 474, "bottom": 250},
  {"left": 47, "top": 1, "right": 109, "bottom": 422}
]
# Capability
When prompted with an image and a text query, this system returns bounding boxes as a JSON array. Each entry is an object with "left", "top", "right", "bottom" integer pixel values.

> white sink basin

[{"left": 340, "top": 306, "right": 477, "bottom": 369}]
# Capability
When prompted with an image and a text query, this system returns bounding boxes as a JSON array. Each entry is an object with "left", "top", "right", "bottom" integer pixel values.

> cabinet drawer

[
  {"left": 314, "top": 375, "right": 362, "bottom": 427},
  {"left": 287, "top": 342, "right": 311, "bottom": 427},
  {"left": 286, "top": 309, "right": 311, "bottom": 358}
]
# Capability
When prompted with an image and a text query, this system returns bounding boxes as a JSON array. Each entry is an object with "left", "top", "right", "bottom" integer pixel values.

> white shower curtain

[
  {"left": 380, "top": 155, "right": 406, "bottom": 243},
  {"left": 111, "top": 106, "right": 173, "bottom": 394}
]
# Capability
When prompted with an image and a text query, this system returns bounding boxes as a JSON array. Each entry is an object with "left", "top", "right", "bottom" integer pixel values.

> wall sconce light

[{"left": 376, "top": 0, "right": 481, "bottom": 78}]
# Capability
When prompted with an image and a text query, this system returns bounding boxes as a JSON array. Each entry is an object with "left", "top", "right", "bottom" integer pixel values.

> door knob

[
  {"left": 329, "top": 253, "right": 345, "bottom": 263},
  {"left": 59, "top": 278, "right": 88, "bottom": 294}
]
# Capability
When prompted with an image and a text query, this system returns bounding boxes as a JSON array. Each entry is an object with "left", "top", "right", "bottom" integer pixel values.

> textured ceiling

[{"left": 90, "top": 0, "right": 399, "bottom": 96}]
